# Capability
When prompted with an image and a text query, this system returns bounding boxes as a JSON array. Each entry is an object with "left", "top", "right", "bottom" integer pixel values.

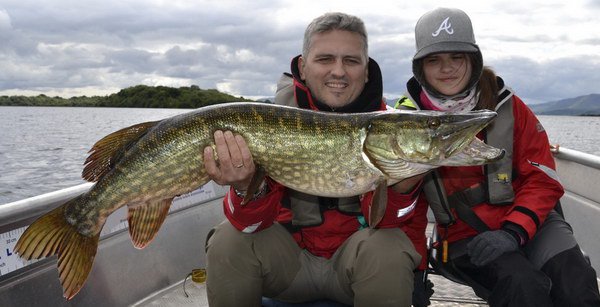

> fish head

[{"left": 364, "top": 109, "right": 503, "bottom": 166}]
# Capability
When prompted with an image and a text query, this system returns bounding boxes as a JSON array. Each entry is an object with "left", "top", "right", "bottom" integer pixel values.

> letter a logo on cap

[{"left": 432, "top": 17, "right": 453, "bottom": 37}]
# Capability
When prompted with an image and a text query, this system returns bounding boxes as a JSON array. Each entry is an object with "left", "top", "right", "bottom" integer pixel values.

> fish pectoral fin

[
  {"left": 14, "top": 196, "right": 101, "bottom": 300},
  {"left": 241, "top": 165, "right": 267, "bottom": 205},
  {"left": 127, "top": 198, "right": 173, "bottom": 249},
  {"left": 364, "top": 149, "right": 415, "bottom": 180},
  {"left": 368, "top": 178, "right": 388, "bottom": 228},
  {"left": 82, "top": 120, "right": 160, "bottom": 182}
]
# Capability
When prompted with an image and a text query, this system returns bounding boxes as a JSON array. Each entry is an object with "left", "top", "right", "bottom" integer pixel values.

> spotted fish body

[{"left": 14, "top": 102, "right": 503, "bottom": 299}]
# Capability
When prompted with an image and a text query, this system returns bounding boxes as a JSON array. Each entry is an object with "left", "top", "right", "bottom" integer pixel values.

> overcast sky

[{"left": 1, "top": 0, "right": 598, "bottom": 104}]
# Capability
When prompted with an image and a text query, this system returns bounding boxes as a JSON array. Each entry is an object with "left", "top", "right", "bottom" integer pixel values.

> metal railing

[
  {"left": 0, "top": 181, "right": 227, "bottom": 306},
  {"left": 551, "top": 145, "right": 600, "bottom": 169},
  {"left": 0, "top": 183, "right": 93, "bottom": 229}
]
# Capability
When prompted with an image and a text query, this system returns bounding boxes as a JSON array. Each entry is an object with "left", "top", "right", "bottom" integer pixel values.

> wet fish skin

[
  {"left": 362, "top": 109, "right": 505, "bottom": 182},
  {"left": 14, "top": 102, "right": 503, "bottom": 299}
]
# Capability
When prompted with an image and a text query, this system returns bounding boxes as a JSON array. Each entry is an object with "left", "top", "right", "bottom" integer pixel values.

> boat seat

[{"left": 425, "top": 222, "right": 491, "bottom": 299}]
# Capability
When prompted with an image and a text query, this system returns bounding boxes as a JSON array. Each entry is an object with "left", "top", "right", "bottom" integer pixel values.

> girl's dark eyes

[{"left": 425, "top": 54, "right": 464, "bottom": 64}]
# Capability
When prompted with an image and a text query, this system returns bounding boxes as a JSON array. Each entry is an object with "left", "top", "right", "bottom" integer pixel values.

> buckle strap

[
  {"left": 447, "top": 184, "right": 487, "bottom": 208},
  {"left": 448, "top": 184, "right": 490, "bottom": 233}
]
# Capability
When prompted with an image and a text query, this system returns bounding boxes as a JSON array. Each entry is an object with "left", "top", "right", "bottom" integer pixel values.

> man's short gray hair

[{"left": 302, "top": 12, "right": 368, "bottom": 60}]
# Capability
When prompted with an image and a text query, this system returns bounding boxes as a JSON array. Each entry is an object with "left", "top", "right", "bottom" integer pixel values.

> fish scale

[{"left": 14, "top": 102, "right": 504, "bottom": 300}]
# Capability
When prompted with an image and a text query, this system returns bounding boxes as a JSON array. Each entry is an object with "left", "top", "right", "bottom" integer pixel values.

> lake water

[{"left": 1, "top": 106, "right": 599, "bottom": 205}]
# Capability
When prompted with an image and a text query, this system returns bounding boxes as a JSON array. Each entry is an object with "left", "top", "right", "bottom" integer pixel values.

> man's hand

[
  {"left": 203, "top": 130, "right": 255, "bottom": 191},
  {"left": 467, "top": 229, "right": 519, "bottom": 266}
]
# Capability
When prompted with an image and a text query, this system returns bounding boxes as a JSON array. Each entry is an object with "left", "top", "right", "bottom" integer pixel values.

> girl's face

[{"left": 423, "top": 53, "right": 472, "bottom": 96}]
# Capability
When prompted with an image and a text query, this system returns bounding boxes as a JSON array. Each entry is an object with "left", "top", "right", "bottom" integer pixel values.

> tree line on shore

[{"left": 0, "top": 85, "right": 255, "bottom": 108}]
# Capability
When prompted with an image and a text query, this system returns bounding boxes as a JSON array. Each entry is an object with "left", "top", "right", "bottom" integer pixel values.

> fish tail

[{"left": 14, "top": 196, "right": 100, "bottom": 300}]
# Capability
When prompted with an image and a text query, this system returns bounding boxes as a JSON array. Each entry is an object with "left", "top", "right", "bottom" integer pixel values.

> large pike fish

[{"left": 14, "top": 102, "right": 503, "bottom": 299}]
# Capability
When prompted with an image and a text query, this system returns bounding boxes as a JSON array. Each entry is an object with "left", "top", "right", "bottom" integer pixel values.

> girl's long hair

[{"left": 476, "top": 66, "right": 499, "bottom": 110}]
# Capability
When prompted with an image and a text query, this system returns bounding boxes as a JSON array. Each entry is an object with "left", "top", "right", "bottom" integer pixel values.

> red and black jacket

[{"left": 221, "top": 56, "right": 428, "bottom": 269}]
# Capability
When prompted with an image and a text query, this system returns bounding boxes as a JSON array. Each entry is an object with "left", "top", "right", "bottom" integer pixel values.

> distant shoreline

[
  {"left": 2, "top": 86, "right": 598, "bottom": 116},
  {"left": 0, "top": 85, "right": 254, "bottom": 109}
]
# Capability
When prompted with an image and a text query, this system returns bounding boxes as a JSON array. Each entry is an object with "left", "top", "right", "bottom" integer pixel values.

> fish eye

[{"left": 428, "top": 118, "right": 441, "bottom": 129}]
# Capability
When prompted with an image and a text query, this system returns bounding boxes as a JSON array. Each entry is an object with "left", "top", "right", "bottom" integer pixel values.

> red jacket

[
  {"left": 224, "top": 180, "right": 426, "bottom": 264},
  {"left": 221, "top": 57, "right": 429, "bottom": 269},
  {"left": 405, "top": 77, "right": 564, "bottom": 244}
]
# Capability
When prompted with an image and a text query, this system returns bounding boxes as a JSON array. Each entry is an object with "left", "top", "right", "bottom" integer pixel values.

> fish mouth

[
  {"left": 432, "top": 110, "right": 497, "bottom": 159},
  {"left": 362, "top": 109, "right": 502, "bottom": 179},
  {"left": 392, "top": 110, "right": 498, "bottom": 164}
]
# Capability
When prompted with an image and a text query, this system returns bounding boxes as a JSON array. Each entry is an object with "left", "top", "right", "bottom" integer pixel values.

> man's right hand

[{"left": 203, "top": 130, "right": 255, "bottom": 192}]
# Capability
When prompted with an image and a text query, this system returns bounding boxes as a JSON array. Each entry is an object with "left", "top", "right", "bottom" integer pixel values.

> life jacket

[
  {"left": 397, "top": 80, "right": 516, "bottom": 228},
  {"left": 274, "top": 55, "right": 385, "bottom": 230},
  {"left": 280, "top": 189, "right": 363, "bottom": 229}
]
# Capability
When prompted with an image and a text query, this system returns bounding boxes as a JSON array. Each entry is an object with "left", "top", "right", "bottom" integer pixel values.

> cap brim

[{"left": 414, "top": 42, "right": 479, "bottom": 60}]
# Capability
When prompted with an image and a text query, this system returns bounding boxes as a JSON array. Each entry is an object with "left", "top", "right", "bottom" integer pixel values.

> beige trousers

[{"left": 206, "top": 221, "right": 421, "bottom": 307}]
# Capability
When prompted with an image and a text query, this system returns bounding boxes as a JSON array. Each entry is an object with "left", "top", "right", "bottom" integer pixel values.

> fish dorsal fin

[
  {"left": 368, "top": 177, "right": 388, "bottom": 228},
  {"left": 127, "top": 198, "right": 172, "bottom": 249},
  {"left": 82, "top": 121, "right": 159, "bottom": 182}
]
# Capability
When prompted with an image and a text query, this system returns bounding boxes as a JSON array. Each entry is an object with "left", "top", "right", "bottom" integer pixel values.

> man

[{"left": 204, "top": 12, "right": 428, "bottom": 307}]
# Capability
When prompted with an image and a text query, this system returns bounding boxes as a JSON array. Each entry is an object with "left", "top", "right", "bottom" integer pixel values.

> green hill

[{"left": 0, "top": 85, "right": 254, "bottom": 108}]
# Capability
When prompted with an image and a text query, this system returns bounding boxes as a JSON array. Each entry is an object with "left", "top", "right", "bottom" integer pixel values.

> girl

[{"left": 400, "top": 7, "right": 600, "bottom": 306}]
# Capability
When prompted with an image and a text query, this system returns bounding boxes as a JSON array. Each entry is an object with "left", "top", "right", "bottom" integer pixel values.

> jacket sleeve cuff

[
  {"left": 224, "top": 179, "right": 283, "bottom": 233},
  {"left": 502, "top": 221, "right": 528, "bottom": 246},
  {"left": 505, "top": 206, "right": 540, "bottom": 239},
  {"left": 364, "top": 184, "right": 421, "bottom": 228}
]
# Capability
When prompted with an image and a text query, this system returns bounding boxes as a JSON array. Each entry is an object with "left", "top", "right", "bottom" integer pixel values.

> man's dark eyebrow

[
  {"left": 313, "top": 53, "right": 334, "bottom": 58},
  {"left": 313, "top": 53, "right": 363, "bottom": 58},
  {"left": 343, "top": 54, "right": 362, "bottom": 59}
]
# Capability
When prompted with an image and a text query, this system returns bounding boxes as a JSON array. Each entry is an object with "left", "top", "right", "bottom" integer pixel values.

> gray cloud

[
  {"left": 0, "top": 1, "right": 598, "bottom": 103},
  {"left": 490, "top": 56, "right": 600, "bottom": 104},
  {"left": 0, "top": 1, "right": 305, "bottom": 97}
]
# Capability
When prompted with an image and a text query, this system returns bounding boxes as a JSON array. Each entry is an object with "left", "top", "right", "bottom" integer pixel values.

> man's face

[{"left": 298, "top": 30, "right": 368, "bottom": 109}]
